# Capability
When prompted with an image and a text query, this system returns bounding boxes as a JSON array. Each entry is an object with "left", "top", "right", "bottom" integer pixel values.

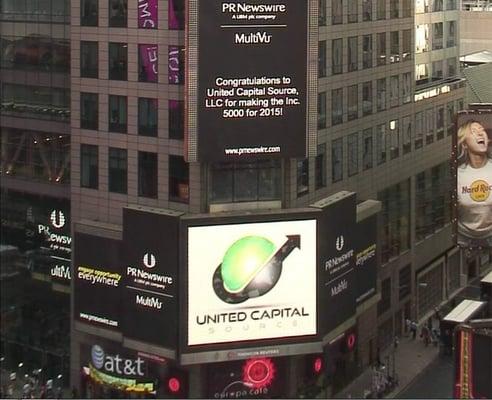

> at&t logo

[
  {"left": 142, "top": 253, "right": 156, "bottom": 268},
  {"left": 50, "top": 210, "right": 66, "bottom": 229},
  {"left": 336, "top": 235, "right": 344, "bottom": 251},
  {"left": 90, "top": 344, "right": 145, "bottom": 376}
]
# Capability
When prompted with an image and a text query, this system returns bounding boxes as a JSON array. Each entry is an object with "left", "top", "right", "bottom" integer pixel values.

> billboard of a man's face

[{"left": 456, "top": 111, "right": 492, "bottom": 248}]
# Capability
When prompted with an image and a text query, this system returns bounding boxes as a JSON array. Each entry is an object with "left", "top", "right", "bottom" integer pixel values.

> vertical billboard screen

[
  {"left": 74, "top": 233, "right": 122, "bottom": 329},
  {"left": 455, "top": 111, "right": 492, "bottom": 248},
  {"left": 121, "top": 208, "right": 179, "bottom": 348},
  {"left": 355, "top": 215, "right": 377, "bottom": 305},
  {"left": 315, "top": 194, "right": 357, "bottom": 335},
  {"left": 188, "top": 0, "right": 312, "bottom": 161},
  {"left": 184, "top": 215, "right": 317, "bottom": 348}
]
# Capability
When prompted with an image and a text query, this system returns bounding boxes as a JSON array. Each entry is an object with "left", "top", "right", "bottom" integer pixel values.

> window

[
  {"left": 436, "top": 107, "right": 444, "bottom": 140},
  {"left": 318, "top": 92, "right": 327, "bottom": 129},
  {"left": 169, "top": 46, "right": 184, "bottom": 84},
  {"left": 446, "top": 0, "right": 456, "bottom": 10},
  {"left": 446, "top": 57, "right": 456, "bottom": 78},
  {"left": 363, "top": 35, "right": 373, "bottom": 69},
  {"left": 377, "top": 0, "right": 386, "bottom": 19},
  {"left": 376, "top": 78, "right": 386, "bottom": 112},
  {"left": 331, "top": 138, "right": 343, "bottom": 182},
  {"left": 109, "top": 42, "right": 127, "bottom": 80},
  {"left": 80, "top": 144, "right": 98, "bottom": 189},
  {"left": 297, "top": 159, "right": 309, "bottom": 197},
  {"left": 446, "top": 21, "right": 456, "bottom": 47},
  {"left": 377, "top": 32, "right": 386, "bottom": 66},
  {"left": 331, "top": 88, "right": 343, "bottom": 125},
  {"left": 80, "top": 41, "right": 98, "bottom": 78},
  {"left": 80, "top": 92, "right": 98, "bottom": 130},
  {"left": 446, "top": 101, "right": 455, "bottom": 137},
  {"left": 315, "top": 143, "right": 327, "bottom": 189},
  {"left": 389, "top": 75, "right": 399, "bottom": 108},
  {"left": 433, "top": 0, "right": 443, "bottom": 11},
  {"left": 138, "top": 44, "right": 158, "bottom": 83},
  {"left": 415, "top": 111, "right": 424, "bottom": 148},
  {"left": 426, "top": 108, "right": 434, "bottom": 144},
  {"left": 363, "top": 128, "right": 373, "bottom": 170},
  {"left": 108, "top": 95, "right": 127, "bottom": 133},
  {"left": 108, "top": 147, "right": 127, "bottom": 194},
  {"left": 138, "top": 152, "right": 158, "bottom": 198},
  {"left": 319, "top": 0, "right": 327, "bottom": 25},
  {"left": 210, "top": 160, "right": 281, "bottom": 203},
  {"left": 332, "top": 38, "right": 343, "bottom": 75},
  {"left": 362, "top": 81, "right": 373, "bottom": 116},
  {"left": 390, "top": 0, "right": 399, "bottom": 17},
  {"left": 348, "top": 133, "right": 359, "bottom": 176},
  {"left": 402, "top": 115, "right": 412, "bottom": 154},
  {"left": 81, "top": 0, "right": 98, "bottom": 26},
  {"left": 389, "top": 119, "right": 399, "bottom": 159},
  {"left": 416, "top": 24, "right": 429, "bottom": 53},
  {"left": 319, "top": 41, "right": 327, "bottom": 77},
  {"left": 390, "top": 31, "right": 400, "bottom": 63},
  {"left": 139, "top": 0, "right": 158, "bottom": 28},
  {"left": 432, "top": 60, "right": 443, "bottom": 81},
  {"left": 376, "top": 123, "right": 387, "bottom": 164},
  {"left": 378, "top": 179, "right": 411, "bottom": 264},
  {"left": 402, "top": 72, "right": 411, "bottom": 104},
  {"left": 416, "top": 0, "right": 430, "bottom": 13},
  {"left": 348, "top": 84, "right": 358, "bottom": 121},
  {"left": 109, "top": 0, "right": 127, "bottom": 27},
  {"left": 138, "top": 98, "right": 157, "bottom": 136},
  {"left": 363, "top": 0, "right": 372, "bottom": 20},
  {"left": 169, "top": 155, "right": 189, "bottom": 202},
  {"left": 348, "top": 0, "right": 358, "bottom": 22},
  {"left": 402, "top": 0, "right": 411, "bottom": 16},
  {"left": 402, "top": 29, "right": 411, "bottom": 61},
  {"left": 378, "top": 278, "right": 392, "bottom": 314},
  {"left": 169, "top": 0, "right": 185, "bottom": 30},
  {"left": 399, "top": 265, "right": 411, "bottom": 301},
  {"left": 169, "top": 100, "right": 184, "bottom": 139},
  {"left": 332, "top": 0, "right": 342, "bottom": 24},
  {"left": 432, "top": 23, "right": 443, "bottom": 50},
  {"left": 416, "top": 63, "right": 429, "bottom": 86},
  {"left": 348, "top": 36, "right": 358, "bottom": 72}
]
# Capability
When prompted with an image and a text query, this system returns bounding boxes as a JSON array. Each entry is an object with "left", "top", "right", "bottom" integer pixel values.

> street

[{"left": 398, "top": 354, "right": 454, "bottom": 399}]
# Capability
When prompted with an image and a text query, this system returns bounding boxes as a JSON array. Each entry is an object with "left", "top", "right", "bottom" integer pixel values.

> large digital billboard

[
  {"left": 455, "top": 111, "right": 492, "bottom": 248},
  {"left": 187, "top": 0, "right": 317, "bottom": 161},
  {"left": 355, "top": 215, "right": 377, "bottom": 305},
  {"left": 186, "top": 218, "right": 317, "bottom": 346},
  {"left": 121, "top": 207, "right": 180, "bottom": 348}
]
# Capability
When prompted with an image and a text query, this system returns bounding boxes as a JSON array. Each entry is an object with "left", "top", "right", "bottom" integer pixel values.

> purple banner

[
  {"left": 168, "top": 46, "right": 183, "bottom": 84},
  {"left": 168, "top": 0, "right": 184, "bottom": 30},
  {"left": 138, "top": 0, "right": 157, "bottom": 28},
  {"left": 138, "top": 44, "right": 158, "bottom": 83}
]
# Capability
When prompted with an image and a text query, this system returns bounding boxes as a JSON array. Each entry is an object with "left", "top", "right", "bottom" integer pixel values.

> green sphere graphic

[{"left": 221, "top": 236, "right": 275, "bottom": 293}]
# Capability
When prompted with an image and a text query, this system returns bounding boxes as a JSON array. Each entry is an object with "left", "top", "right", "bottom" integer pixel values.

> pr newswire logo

[
  {"left": 142, "top": 252, "right": 156, "bottom": 269},
  {"left": 50, "top": 210, "right": 66, "bottom": 229},
  {"left": 212, "top": 235, "right": 300, "bottom": 304}
]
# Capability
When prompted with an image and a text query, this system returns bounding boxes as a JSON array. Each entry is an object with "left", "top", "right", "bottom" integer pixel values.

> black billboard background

[
  {"left": 355, "top": 215, "right": 377, "bottom": 305},
  {"left": 314, "top": 194, "right": 357, "bottom": 336},
  {"left": 121, "top": 208, "right": 180, "bottom": 349},
  {"left": 196, "top": 0, "right": 308, "bottom": 160},
  {"left": 73, "top": 232, "right": 122, "bottom": 330}
]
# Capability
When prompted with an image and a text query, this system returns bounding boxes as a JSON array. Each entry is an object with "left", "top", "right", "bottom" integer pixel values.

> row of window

[
  {"left": 80, "top": 93, "right": 183, "bottom": 138},
  {"left": 0, "top": 0, "right": 70, "bottom": 23},
  {"left": 80, "top": 42, "right": 184, "bottom": 84},
  {"left": 80, "top": 0, "right": 184, "bottom": 29},
  {"left": 415, "top": 22, "right": 457, "bottom": 54},
  {"left": 80, "top": 145, "right": 189, "bottom": 202},
  {"left": 319, "top": 31, "right": 412, "bottom": 78}
]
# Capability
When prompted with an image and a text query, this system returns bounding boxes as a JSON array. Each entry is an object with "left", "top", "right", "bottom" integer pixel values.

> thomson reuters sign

[{"left": 187, "top": 219, "right": 317, "bottom": 345}]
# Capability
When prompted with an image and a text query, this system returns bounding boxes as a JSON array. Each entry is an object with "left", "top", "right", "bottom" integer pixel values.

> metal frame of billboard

[{"left": 185, "top": 0, "right": 318, "bottom": 162}]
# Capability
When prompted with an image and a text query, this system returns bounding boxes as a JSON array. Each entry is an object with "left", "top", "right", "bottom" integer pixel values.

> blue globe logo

[{"left": 91, "top": 345, "right": 105, "bottom": 369}]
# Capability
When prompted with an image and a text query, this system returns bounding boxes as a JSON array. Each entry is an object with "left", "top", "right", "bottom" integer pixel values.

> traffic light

[{"left": 166, "top": 368, "right": 188, "bottom": 398}]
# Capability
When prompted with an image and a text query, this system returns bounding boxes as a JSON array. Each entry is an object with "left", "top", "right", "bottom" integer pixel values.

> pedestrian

[
  {"left": 405, "top": 318, "right": 411, "bottom": 336},
  {"left": 410, "top": 321, "right": 418, "bottom": 339},
  {"left": 427, "top": 317, "right": 433, "bottom": 330},
  {"left": 421, "top": 325, "right": 430, "bottom": 346}
]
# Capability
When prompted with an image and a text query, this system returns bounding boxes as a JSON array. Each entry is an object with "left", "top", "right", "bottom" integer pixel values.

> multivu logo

[
  {"left": 213, "top": 235, "right": 300, "bottom": 304},
  {"left": 142, "top": 252, "right": 156, "bottom": 269},
  {"left": 50, "top": 210, "right": 65, "bottom": 229}
]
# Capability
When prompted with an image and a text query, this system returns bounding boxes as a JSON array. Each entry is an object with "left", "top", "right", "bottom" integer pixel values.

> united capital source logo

[
  {"left": 50, "top": 210, "right": 66, "bottom": 229},
  {"left": 336, "top": 235, "right": 344, "bottom": 251},
  {"left": 142, "top": 253, "right": 156, "bottom": 268},
  {"left": 212, "top": 235, "right": 300, "bottom": 304}
]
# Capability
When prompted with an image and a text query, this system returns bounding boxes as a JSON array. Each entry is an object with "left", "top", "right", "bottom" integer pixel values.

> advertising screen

[
  {"left": 74, "top": 233, "right": 122, "bottom": 329},
  {"left": 189, "top": 0, "right": 312, "bottom": 161},
  {"left": 355, "top": 215, "right": 377, "bottom": 305},
  {"left": 455, "top": 111, "right": 492, "bottom": 248},
  {"left": 187, "top": 218, "right": 317, "bottom": 346},
  {"left": 121, "top": 207, "right": 179, "bottom": 348}
]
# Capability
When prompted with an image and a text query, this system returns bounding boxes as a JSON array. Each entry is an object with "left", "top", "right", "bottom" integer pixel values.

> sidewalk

[{"left": 333, "top": 334, "right": 440, "bottom": 399}]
